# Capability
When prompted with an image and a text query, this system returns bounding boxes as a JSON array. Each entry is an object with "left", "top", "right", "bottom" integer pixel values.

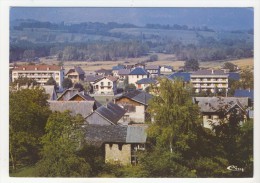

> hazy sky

[{"left": 10, "top": 7, "right": 254, "bottom": 30}]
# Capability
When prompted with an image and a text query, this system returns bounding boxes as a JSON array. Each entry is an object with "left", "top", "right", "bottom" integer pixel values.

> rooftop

[
  {"left": 13, "top": 65, "right": 63, "bottom": 71},
  {"left": 234, "top": 89, "right": 254, "bottom": 101},
  {"left": 118, "top": 69, "right": 131, "bottom": 75},
  {"left": 192, "top": 70, "right": 228, "bottom": 76},
  {"left": 168, "top": 72, "right": 191, "bottom": 82},
  {"left": 129, "top": 67, "right": 148, "bottom": 75},
  {"left": 136, "top": 78, "right": 157, "bottom": 84},
  {"left": 115, "top": 90, "right": 153, "bottom": 105},
  {"left": 145, "top": 65, "right": 160, "bottom": 70}
]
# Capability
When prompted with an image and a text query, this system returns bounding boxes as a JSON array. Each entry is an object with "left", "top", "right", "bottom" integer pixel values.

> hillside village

[{"left": 9, "top": 60, "right": 254, "bottom": 172}]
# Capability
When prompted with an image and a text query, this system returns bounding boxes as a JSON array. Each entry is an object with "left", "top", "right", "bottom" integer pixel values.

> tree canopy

[
  {"left": 37, "top": 111, "right": 91, "bottom": 177},
  {"left": 62, "top": 78, "right": 73, "bottom": 89}
]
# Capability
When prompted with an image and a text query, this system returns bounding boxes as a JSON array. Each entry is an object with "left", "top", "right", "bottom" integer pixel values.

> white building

[
  {"left": 93, "top": 76, "right": 118, "bottom": 95},
  {"left": 190, "top": 70, "right": 229, "bottom": 93},
  {"left": 128, "top": 68, "right": 149, "bottom": 87},
  {"left": 145, "top": 65, "right": 160, "bottom": 78},
  {"left": 12, "top": 65, "right": 64, "bottom": 91}
]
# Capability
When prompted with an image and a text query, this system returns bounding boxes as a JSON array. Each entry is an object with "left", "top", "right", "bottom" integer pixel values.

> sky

[{"left": 10, "top": 7, "right": 254, "bottom": 31}]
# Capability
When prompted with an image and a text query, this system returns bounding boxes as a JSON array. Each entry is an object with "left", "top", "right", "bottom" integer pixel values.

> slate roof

[
  {"left": 95, "top": 69, "right": 112, "bottom": 75},
  {"left": 85, "top": 75, "right": 104, "bottom": 82},
  {"left": 69, "top": 92, "right": 95, "bottom": 101},
  {"left": 234, "top": 89, "right": 254, "bottom": 101},
  {"left": 145, "top": 65, "right": 160, "bottom": 70},
  {"left": 57, "top": 88, "right": 81, "bottom": 101},
  {"left": 192, "top": 70, "right": 228, "bottom": 76},
  {"left": 168, "top": 72, "right": 191, "bottom": 82},
  {"left": 49, "top": 101, "right": 95, "bottom": 118},
  {"left": 13, "top": 65, "right": 62, "bottom": 71},
  {"left": 84, "top": 125, "right": 147, "bottom": 146},
  {"left": 193, "top": 97, "right": 249, "bottom": 113},
  {"left": 118, "top": 69, "right": 131, "bottom": 75},
  {"left": 94, "top": 102, "right": 126, "bottom": 125},
  {"left": 228, "top": 72, "right": 240, "bottom": 81},
  {"left": 115, "top": 90, "right": 153, "bottom": 105},
  {"left": 136, "top": 78, "right": 157, "bottom": 84},
  {"left": 161, "top": 65, "right": 173, "bottom": 70},
  {"left": 129, "top": 67, "right": 148, "bottom": 75}
]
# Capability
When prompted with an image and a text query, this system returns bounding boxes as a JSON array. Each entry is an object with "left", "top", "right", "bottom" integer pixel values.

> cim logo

[{"left": 227, "top": 165, "right": 244, "bottom": 172}]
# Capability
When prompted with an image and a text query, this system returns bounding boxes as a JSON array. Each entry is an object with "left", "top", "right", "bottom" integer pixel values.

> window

[
  {"left": 137, "top": 75, "right": 139, "bottom": 78},
  {"left": 101, "top": 82, "right": 104, "bottom": 86},
  {"left": 108, "top": 82, "right": 111, "bottom": 86}
]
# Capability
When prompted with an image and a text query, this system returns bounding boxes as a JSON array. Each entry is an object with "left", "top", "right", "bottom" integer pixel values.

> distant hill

[{"left": 10, "top": 7, "right": 253, "bottom": 31}]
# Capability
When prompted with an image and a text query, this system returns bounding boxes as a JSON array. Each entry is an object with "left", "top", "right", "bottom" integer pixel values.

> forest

[{"left": 10, "top": 20, "right": 253, "bottom": 62}]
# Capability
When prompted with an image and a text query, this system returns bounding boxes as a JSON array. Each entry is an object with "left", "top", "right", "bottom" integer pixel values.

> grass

[{"left": 10, "top": 165, "right": 38, "bottom": 177}]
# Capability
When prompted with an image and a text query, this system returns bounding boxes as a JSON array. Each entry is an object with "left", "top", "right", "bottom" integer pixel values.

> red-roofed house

[{"left": 12, "top": 65, "right": 65, "bottom": 91}]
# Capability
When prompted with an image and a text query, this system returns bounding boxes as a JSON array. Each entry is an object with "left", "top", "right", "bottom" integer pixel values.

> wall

[
  {"left": 128, "top": 75, "right": 148, "bottom": 86},
  {"left": 105, "top": 143, "right": 131, "bottom": 165}
]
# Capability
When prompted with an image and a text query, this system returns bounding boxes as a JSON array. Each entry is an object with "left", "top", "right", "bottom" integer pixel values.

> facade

[
  {"left": 84, "top": 125, "right": 147, "bottom": 165},
  {"left": 93, "top": 76, "right": 118, "bottom": 95},
  {"left": 65, "top": 66, "right": 85, "bottom": 83},
  {"left": 145, "top": 65, "right": 160, "bottom": 78},
  {"left": 193, "top": 97, "right": 249, "bottom": 129},
  {"left": 128, "top": 68, "right": 149, "bottom": 87},
  {"left": 115, "top": 90, "right": 152, "bottom": 123},
  {"left": 12, "top": 65, "right": 64, "bottom": 91},
  {"left": 190, "top": 70, "right": 228, "bottom": 93}
]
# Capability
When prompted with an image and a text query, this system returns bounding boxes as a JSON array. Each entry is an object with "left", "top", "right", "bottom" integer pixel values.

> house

[
  {"left": 65, "top": 66, "right": 85, "bottom": 83},
  {"left": 193, "top": 97, "right": 249, "bottom": 129},
  {"left": 85, "top": 102, "right": 126, "bottom": 125},
  {"left": 168, "top": 72, "right": 191, "bottom": 83},
  {"left": 136, "top": 78, "right": 157, "bottom": 91},
  {"left": 42, "top": 85, "right": 57, "bottom": 101},
  {"left": 112, "top": 65, "right": 125, "bottom": 77},
  {"left": 84, "top": 124, "right": 147, "bottom": 165},
  {"left": 145, "top": 65, "right": 160, "bottom": 78},
  {"left": 190, "top": 70, "right": 229, "bottom": 93},
  {"left": 128, "top": 68, "right": 149, "bottom": 87},
  {"left": 160, "top": 65, "right": 174, "bottom": 74},
  {"left": 118, "top": 69, "right": 131, "bottom": 81},
  {"left": 49, "top": 101, "right": 97, "bottom": 118},
  {"left": 57, "top": 88, "right": 95, "bottom": 102},
  {"left": 12, "top": 65, "right": 65, "bottom": 91},
  {"left": 85, "top": 75, "right": 104, "bottom": 85},
  {"left": 92, "top": 76, "right": 118, "bottom": 95},
  {"left": 114, "top": 90, "right": 153, "bottom": 123},
  {"left": 95, "top": 69, "right": 112, "bottom": 76}
]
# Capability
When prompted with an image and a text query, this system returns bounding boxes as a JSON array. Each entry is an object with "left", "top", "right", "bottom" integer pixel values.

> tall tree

[
  {"left": 37, "top": 111, "right": 91, "bottom": 177},
  {"left": 9, "top": 88, "right": 51, "bottom": 170},
  {"left": 62, "top": 78, "right": 73, "bottom": 89},
  {"left": 184, "top": 59, "right": 199, "bottom": 71},
  {"left": 46, "top": 77, "right": 57, "bottom": 90}
]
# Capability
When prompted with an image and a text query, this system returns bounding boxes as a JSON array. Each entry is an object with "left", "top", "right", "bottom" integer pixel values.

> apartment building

[
  {"left": 190, "top": 70, "right": 228, "bottom": 93},
  {"left": 12, "top": 65, "right": 64, "bottom": 91}
]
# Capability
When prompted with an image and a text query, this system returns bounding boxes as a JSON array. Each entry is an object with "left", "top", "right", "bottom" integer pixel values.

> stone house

[
  {"left": 193, "top": 97, "right": 249, "bottom": 129},
  {"left": 114, "top": 90, "right": 152, "bottom": 124},
  {"left": 84, "top": 125, "right": 147, "bottom": 165},
  {"left": 92, "top": 76, "right": 118, "bottom": 95}
]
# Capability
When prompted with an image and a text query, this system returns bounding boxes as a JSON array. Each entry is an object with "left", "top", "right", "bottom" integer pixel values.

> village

[{"left": 9, "top": 60, "right": 254, "bottom": 168}]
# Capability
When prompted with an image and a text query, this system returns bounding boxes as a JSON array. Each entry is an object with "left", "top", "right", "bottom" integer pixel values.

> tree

[
  {"left": 148, "top": 54, "right": 158, "bottom": 62},
  {"left": 9, "top": 88, "right": 51, "bottom": 170},
  {"left": 74, "top": 82, "right": 84, "bottom": 91},
  {"left": 62, "top": 78, "right": 73, "bottom": 89},
  {"left": 239, "top": 67, "right": 254, "bottom": 89},
  {"left": 37, "top": 111, "right": 91, "bottom": 177},
  {"left": 11, "top": 76, "right": 38, "bottom": 89},
  {"left": 223, "top": 62, "right": 237, "bottom": 72},
  {"left": 46, "top": 77, "right": 57, "bottom": 90},
  {"left": 184, "top": 59, "right": 199, "bottom": 71}
]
